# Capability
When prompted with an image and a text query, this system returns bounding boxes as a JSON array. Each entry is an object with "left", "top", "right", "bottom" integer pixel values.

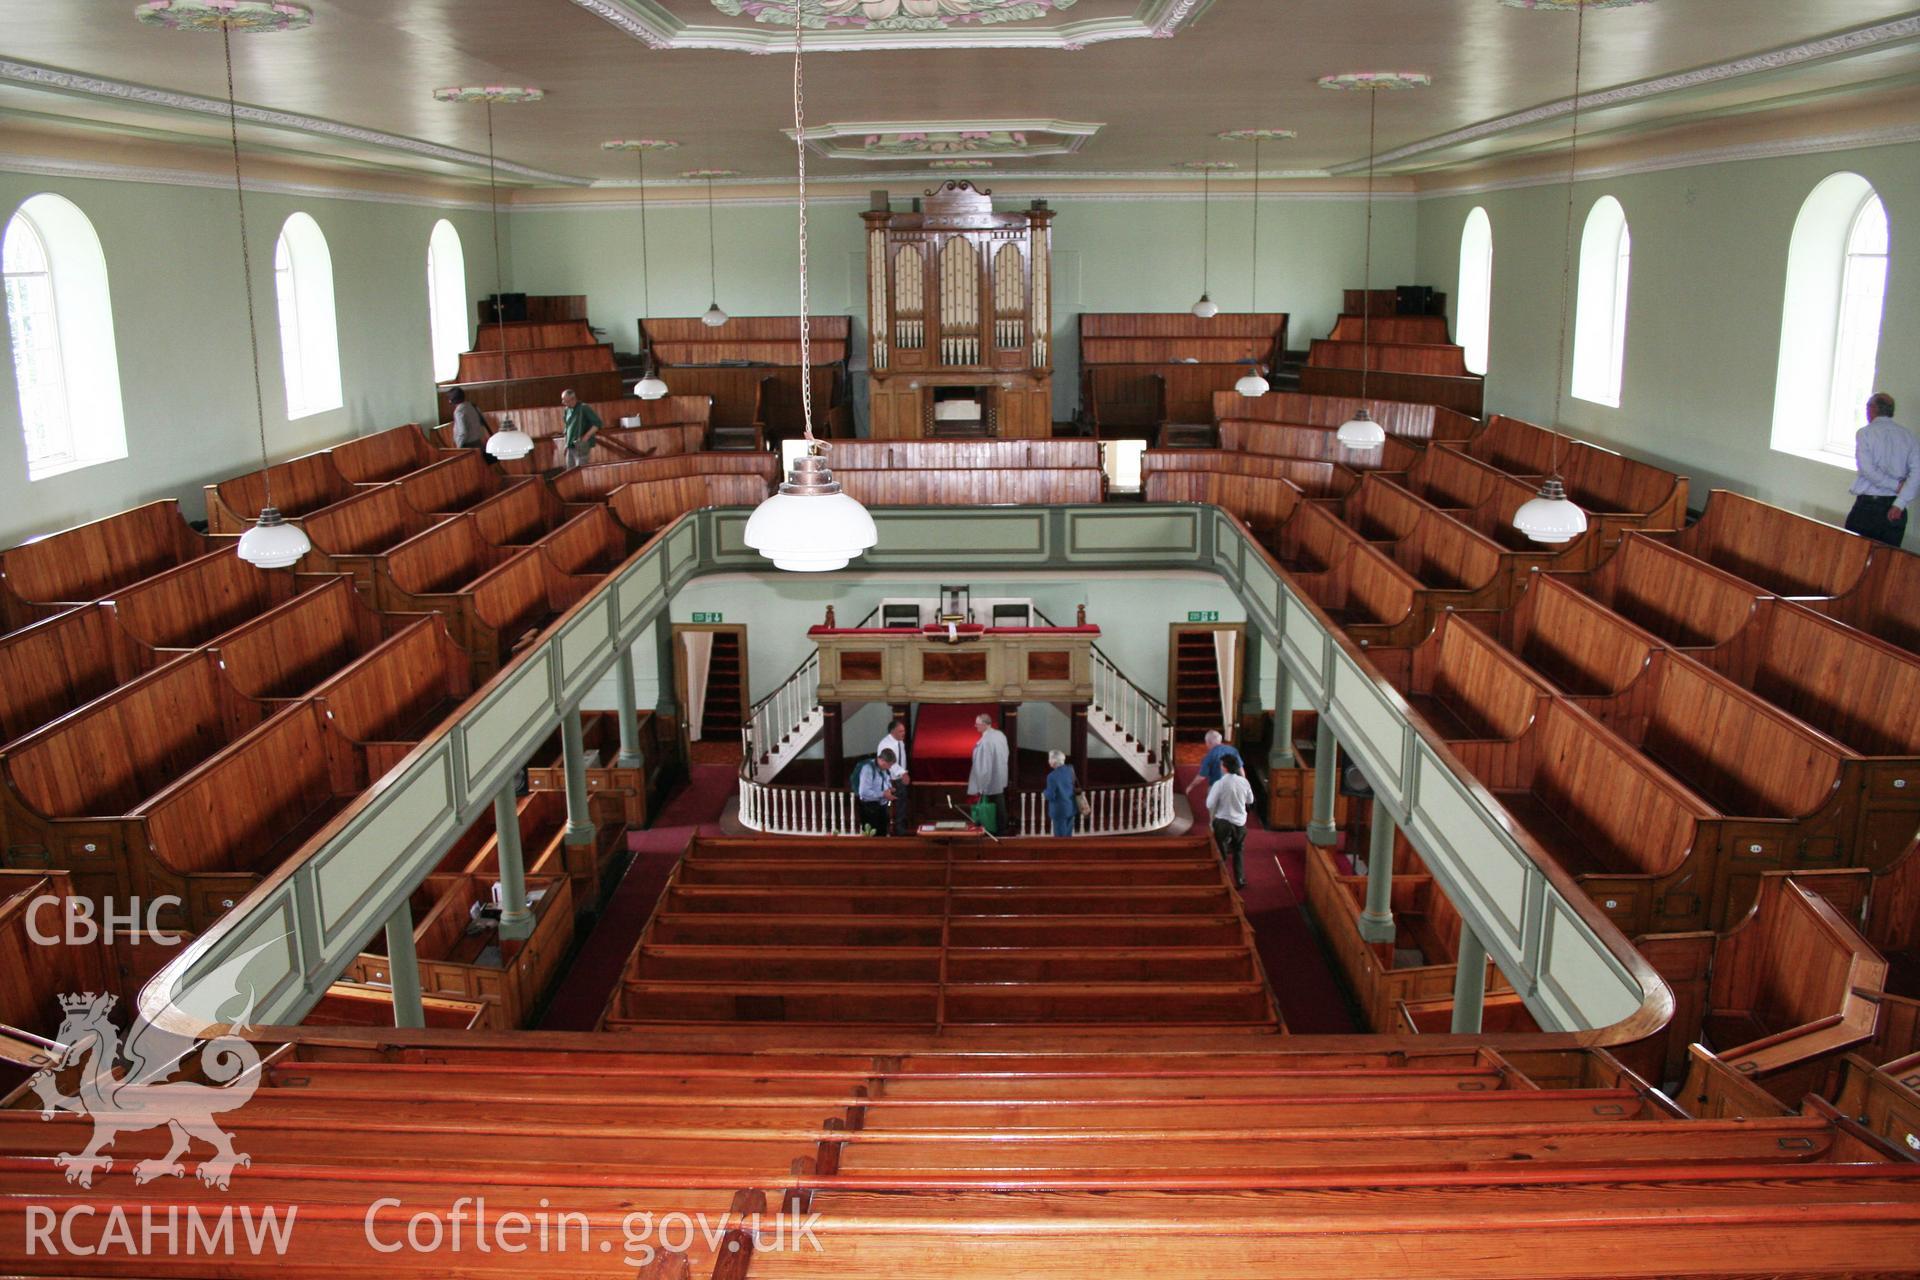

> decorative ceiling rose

[
  {"left": 1317, "top": 71, "right": 1433, "bottom": 91},
  {"left": 432, "top": 85, "right": 546, "bottom": 104},
  {"left": 601, "top": 139, "right": 681, "bottom": 151},
  {"left": 1215, "top": 129, "right": 1296, "bottom": 142},
  {"left": 134, "top": 0, "right": 311, "bottom": 31},
  {"left": 795, "top": 119, "right": 1101, "bottom": 161},
  {"left": 930, "top": 159, "right": 994, "bottom": 169},
  {"left": 681, "top": 168, "right": 743, "bottom": 179},
  {"left": 713, "top": 0, "right": 1078, "bottom": 32},
  {"left": 1501, "top": 0, "right": 1650, "bottom": 8},
  {"left": 1180, "top": 160, "right": 1238, "bottom": 171}
]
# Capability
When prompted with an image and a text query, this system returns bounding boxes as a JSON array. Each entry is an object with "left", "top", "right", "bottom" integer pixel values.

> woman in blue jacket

[{"left": 1043, "top": 750, "right": 1078, "bottom": 838}]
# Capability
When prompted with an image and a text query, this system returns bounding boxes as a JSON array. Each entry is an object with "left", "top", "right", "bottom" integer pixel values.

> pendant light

[
  {"left": 1187, "top": 161, "right": 1233, "bottom": 319},
  {"left": 742, "top": 5, "right": 877, "bottom": 573},
  {"left": 604, "top": 139, "right": 680, "bottom": 399},
  {"left": 691, "top": 170, "right": 733, "bottom": 328},
  {"left": 139, "top": 0, "right": 315, "bottom": 569},
  {"left": 435, "top": 83, "right": 544, "bottom": 461},
  {"left": 1316, "top": 75, "right": 1429, "bottom": 452},
  {"left": 1510, "top": 0, "right": 1596, "bottom": 545},
  {"left": 1219, "top": 131, "right": 1292, "bottom": 397}
]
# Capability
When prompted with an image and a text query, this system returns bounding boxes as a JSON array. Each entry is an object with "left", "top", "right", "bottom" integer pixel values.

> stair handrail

[
  {"left": 1016, "top": 775, "right": 1175, "bottom": 837},
  {"left": 738, "top": 606, "right": 876, "bottom": 778},
  {"left": 1034, "top": 607, "right": 1174, "bottom": 777}
]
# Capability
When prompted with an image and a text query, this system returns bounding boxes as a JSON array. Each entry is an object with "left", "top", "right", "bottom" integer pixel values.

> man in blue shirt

[
  {"left": 1847, "top": 393, "right": 1919, "bottom": 549},
  {"left": 854, "top": 749, "right": 896, "bottom": 836},
  {"left": 1197, "top": 729, "right": 1244, "bottom": 785}
]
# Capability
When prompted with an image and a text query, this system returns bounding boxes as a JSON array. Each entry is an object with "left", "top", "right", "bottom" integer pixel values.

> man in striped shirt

[{"left": 1847, "top": 393, "right": 1919, "bottom": 549}]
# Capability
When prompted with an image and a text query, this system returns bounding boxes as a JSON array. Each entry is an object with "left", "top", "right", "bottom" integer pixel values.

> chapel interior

[{"left": 1, "top": 1, "right": 1919, "bottom": 1274}]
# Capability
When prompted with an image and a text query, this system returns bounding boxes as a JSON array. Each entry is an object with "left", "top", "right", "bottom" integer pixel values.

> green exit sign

[
  {"left": 691, "top": 612, "right": 724, "bottom": 623},
  {"left": 1188, "top": 611, "right": 1220, "bottom": 623}
]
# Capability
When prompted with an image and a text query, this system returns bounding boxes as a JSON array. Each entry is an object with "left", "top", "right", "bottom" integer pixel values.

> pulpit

[{"left": 864, "top": 182, "right": 1054, "bottom": 439}]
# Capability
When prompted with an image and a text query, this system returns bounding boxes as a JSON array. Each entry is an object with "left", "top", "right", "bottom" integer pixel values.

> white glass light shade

[
  {"left": 1336, "top": 409, "right": 1387, "bottom": 450},
  {"left": 637, "top": 374, "right": 669, "bottom": 400},
  {"left": 485, "top": 418, "right": 536, "bottom": 460},
  {"left": 742, "top": 453, "right": 878, "bottom": 573},
  {"left": 1512, "top": 478, "right": 1589, "bottom": 544},
  {"left": 237, "top": 507, "right": 311, "bottom": 570},
  {"left": 1234, "top": 371, "right": 1270, "bottom": 398},
  {"left": 702, "top": 302, "right": 728, "bottom": 328},
  {"left": 1192, "top": 293, "right": 1219, "bottom": 319}
]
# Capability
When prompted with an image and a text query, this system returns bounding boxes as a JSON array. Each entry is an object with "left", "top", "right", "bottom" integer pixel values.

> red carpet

[
  {"left": 909, "top": 703, "right": 998, "bottom": 784},
  {"left": 536, "top": 764, "right": 734, "bottom": 1030}
]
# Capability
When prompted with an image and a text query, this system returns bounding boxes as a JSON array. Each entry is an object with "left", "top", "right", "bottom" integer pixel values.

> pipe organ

[{"left": 864, "top": 182, "right": 1055, "bottom": 439}]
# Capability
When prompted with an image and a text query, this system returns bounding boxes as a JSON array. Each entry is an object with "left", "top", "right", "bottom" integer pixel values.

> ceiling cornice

[
  {"left": 0, "top": 56, "right": 593, "bottom": 186},
  {"left": 0, "top": 150, "right": 494, "bottom": 210},
  {"left": 565, "top": 0, "right": 1215, "bottom": 53},
  {"left": 1332, "top": 14, "right": 1920, "bottom": 174}
]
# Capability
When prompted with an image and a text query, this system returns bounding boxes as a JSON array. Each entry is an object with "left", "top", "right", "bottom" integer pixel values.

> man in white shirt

[
  {"left": 875, "top": 717, "right": 910, "bottom": 834},
  {"left": 1205, "top": 754, "right": 1255, "bottom": 888},
  {"left": 1847, "top": 393, "right": 1920, "bottom": 548},
  {"left": 967, "top": 714, "right": 1010, "bottom": 835}
]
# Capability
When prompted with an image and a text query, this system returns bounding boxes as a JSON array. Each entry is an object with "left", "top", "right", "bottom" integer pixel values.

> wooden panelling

[
  {"left": 1141, "top": 450, "right": 1360, "bottom": 501},
  {"left": 1476, "top": 572, "right": 1660, "bottom": 698},
  {"left": 0, "top": 606, "right": 148, "bottom": 745},
  {"left": 1376, "top": 611, "right": 1551, "bottom": 744},
  {"left": 310, "top": 617, "right": 471, "bottom": 745},
  {"left": 1661, "top": 488, "right": 1874, "bottom": 600},
  {"left": 1084, "top": 363, "right": 1251, "bottom": 428},
  {"left": 1080, "top": 312, "right": 1289, "bottom": 341},
  {"left": 297, "top": 484, "right": 447, "bottom": 599},
  {"left": 1556, "top": 533, "right": 1763, "bottom": 649},
  {"left": 450, "top": 342, "right": 617, "bottom": 386},
  {"left": 836, "top": 469, "right": 1105, "bottom": 507},
  {"left": 607, "top": 474, "right": 773, "bottom": 537},
  {"left": 1218, "top": 418, "right": 1422, "bottom": 471},
  {"left": 433, "top": 369, "right": 624, "bottom": 419},
  {"left": 1821, "top": 543, "right": 1920, "bottom": 651},
  {"left": 394, "top": 450, "right": 516, "bottom": 518},
  {"left": 554, "top": 453, "right": 780, "bottom": 505},
  {"left": 1308, "top": 339, "right": 1472, "bottom": 378},
  {"left": 106, "top": 546, "right": 298, "bottom": 655},
  {"left": 472, "top": 320, "right": 595, "bottom": 351},
  {"left": 208, "top": 577, "right": 390, "bottom": 701},
  {"left": 1298, "top": 366, "right": 1486, "bottom": 418},
  {"left": 328, "top": 424, "right": 442, "bottom": 484},
  {"left": 1141, "top": 470, "right": 1304, "bottom": 535},
  {"left": 0, "top": 870, "right": 114, "bottom": 1040},
  {"left": 1330, "top": 313, "right": 1451, "bottom": 344},
  {"left": 0, "top": 501, "right": 217, "bottom": 634},
  {"left": 1083, "top": 336, "right": 1281, "bottom": 364},
  {"left": 204, "top": 450, "right": 357, "bottom": 535},
  {"left": 829, "top": 440, "right": 1102, "bottom": 470}
]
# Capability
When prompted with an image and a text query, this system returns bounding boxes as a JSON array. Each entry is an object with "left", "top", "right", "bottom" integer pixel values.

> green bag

[{"left": 969, "top": 800, "right": 999, "bottom": 835}]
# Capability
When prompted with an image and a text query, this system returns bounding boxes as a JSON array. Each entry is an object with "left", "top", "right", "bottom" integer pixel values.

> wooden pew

[
  {"left": 607, "top": 474, "right": 777, "bottom": 538},
  {"left": 310, "top": 614, "right": 472, "bottom": 755},
  {"left": 1834, "top": 1050, "right": 1920, "bottom": 1154},
  {"left": 450, "top": 342, "right": 617, "bottom": 386},
  {"left": 329, "top": 423, "right": 443, "bottom": 483},
  {"left": 1370, "top": 610, "right": 1551, "bottom": 744},
  {"left": 1678, "top": 874, "right": 1887, "bottom": 1106},
  {"left": 1567, "top": 648, "right": 1855, "bottom": 927},
  {"left": 1308, "top": 339, "right": 1472, "bottom": 378},
  {"left": 135, "top": 702, "right": 371, "bottom": 931},
  {"left": 378, "top": 517, "right": 575, "bottom": 679},
  {"left": 1468, "top": 571, "right": 1661, "bottom": 698},
  {"left": 1079, "top": 314, "right": 1289, "bottom": 429},
  {"left": 643, "top": 315, "right": 849, "bottom": 442},
  {"left": 0, "top": 651, "right": 273, "bottom": 906},
  {"left": 1390, "top": 443, "right": 1508, "bottom": 510},
  {"left": 835, "top": 469, "right": 1106, "bottom": 507},
  {"left": 551, "top": 453, "right": 780, "bottom": 505},
  {"left": 472, "top": 319, "right": 595, "bottom": 350},
  {"left": 1658, "top": 488, "right": 1874, "bottom": 600},
  {"left": 343, "top": 871, "right": 574, "bottom": 1030},
  {"left": 105, "top": 546, "right": 299, "bottom": 658},
  {"left": 1140, "top": 469, "right": 1304, "bottom": 537},
  {"left": 1450, "top": 417, "right": 1689, "bottom": 547},
  {"left": 205, "top": 576, "right": 393, "bottom": 701},
  {"left": 1298, "top": 364, "right": 1486, "bottom": 417},
  {"left": 1340, "top": 483, "right": 1511, "bottom": 621},
  {"left": 433, "top": 368, "right": 624, "bottom": 419},
  {"left": 297, "top": 483, "right": 448, "bottom": 599},
  {"left": 303, "top": 982, "right": 487, "bottom": 1030},
  {"left": 203, "top": 449, "right": 357, "bottom": 535},
  {"left": 1211, "top": 391, "right": 1479, "bottom": 444},
  {"left": 1696, "top": 598, "right": 1920, "bottom": 870},
  {"left": 0, "top": 500, "right": 217, "bottom": 636},
  {"left": 1218, "top": 418, "right": 1423, "bottom": 471},
  {"left": 1273, "top": 503, "right": 1423, "bottom": 646},
  {"left": 468, "top": 479, "right": 577, "bottom": 548},
  {"left": 394, "top": 450, "right": 520, "bottom": 518},
  {"left": 1330, "top": 313, "right": 1451, "bottom": 344},
  {"left": 429, "top": 395, "right": 714, "bottom": 448},
  {"left": 0, "top": 869, "right": 113, "bottom": 1044},
  {"left": 1141, "top": 450, "right": 1360, "bottom": 501},
  {"left": 1449, "top": 697, "right": 1717, "bottom": 933},
  {"left": 0, "top": 605, "right": 149, "bottom": 745},
  {"left": 1556, "top": 532, "right": 1764, "bottom": 649},
  {"left": 828, "top": 440, "right": 1103, "bottom": 470},
  {"left": 1819, "top": 543, "right": 1920, "bottom": 651},
  {"left": 1085, "top": 364, "right": 1259, "bottom": 432},
  {"left": 525, "top": 709, "right": 674, "bottom": 829},
  {"left": 537, "top": 506, "right": 633, "bottom": 580},
  {"left": 1303, "top": 841, "right": 1507, "bottom": 1032}
]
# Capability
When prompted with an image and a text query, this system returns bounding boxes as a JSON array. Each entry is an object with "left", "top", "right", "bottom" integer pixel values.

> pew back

[
  {"left": 0, "top": 501, "right": 215, "bottom": 631},
  {"left": 329, "top": 424, "right": 439, "bottom": 483},
  {"left": 836, "top": 469, "right": 1105, "bottom": 507},
  {"left": 207, "top": 577, "right": 387, "bottom": 701},
  {"left": 608, "top": 475, "right": 773, "bottom": 536},
  {"left": 395, "top": 451, "right": 510, "bottom": 517},
  {"left": 205, "top": 450, "right": 355, "bottom": 534},
  {"left": 107, "top": 547, "right": 297, "bottom": 653},
  {"left": 1664, "top": 489, "right": 1873, "bottom": 599},
  {"left": 0, "top": 606, "right": 147, "bottom": 745},
  {"left": 1211, "top": 392, "right": 1476, "bottom": 443},
  {"left": 1218, "top": 418, "right": 1421, "bottom": 471},
  {"left": 1140, "top": 471, "right": 1303, "bottom": 534},
  {"left": 1558, "top": 534, "right": 1762, "bottom": 649},
  {"left": 552, "top": 453, "right": 780, "bottom": 504},
  {"left": 311, "top": 616, "right": 471, "bottom": 745},
  {"left": 1141, "top": 450, "right": 1359, "bottom": 500},
  {"left": 1307, "top": 340, "right": 1471, "bottom": 377},
  {"left": 828, "top": 440, "right": 1102, "bottom": 470}
]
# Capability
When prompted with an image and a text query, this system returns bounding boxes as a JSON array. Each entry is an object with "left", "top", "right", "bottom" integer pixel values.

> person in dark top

[{"left": 447, "top": 386, "right": 489, "bottom": 449}]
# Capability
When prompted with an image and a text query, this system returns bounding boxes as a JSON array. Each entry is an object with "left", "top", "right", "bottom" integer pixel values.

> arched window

[
  {"left": 1772, "top": 174, "right": 1890, "bottom": 463},
  {"left": 425, "top": 219, "right": 468, "bottom": 383},
  {"left": 3, "top": 194, "right": 128, "bottom": 481},
  {"left": 1456, "top": 207, "right": 1493, "bottom": 376},
  {"left": 1571, "top": 195, "right": 1631, "bottom": 408},
  {"left": 272, "top": 212, "right": 342, "bottom": 419}
]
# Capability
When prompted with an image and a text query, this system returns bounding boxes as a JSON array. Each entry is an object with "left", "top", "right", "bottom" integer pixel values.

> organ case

[{"left": 864, "top": 182, "right": 1054, "bottom": 440}]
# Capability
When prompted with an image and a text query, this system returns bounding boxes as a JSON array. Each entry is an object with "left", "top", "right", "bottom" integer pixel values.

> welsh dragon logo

[{"left": 27, "top": 941, "right": 277, "bottom": 1190}]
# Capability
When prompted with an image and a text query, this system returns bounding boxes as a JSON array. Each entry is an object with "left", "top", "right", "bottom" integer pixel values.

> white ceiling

[{"left": 0, "top": 1, "right": 1916, "bottom": 191}]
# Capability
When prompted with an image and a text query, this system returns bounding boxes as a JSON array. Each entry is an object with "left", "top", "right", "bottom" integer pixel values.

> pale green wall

[
  {"left": 0, "top": 170, "right": 498, "bottom": 544},
  {"left": 1415, "top": 141, "right": 1920, "bottom": 525},
  {"left": 508, "top": 193, "right": 1416, "bottom": 423}
]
